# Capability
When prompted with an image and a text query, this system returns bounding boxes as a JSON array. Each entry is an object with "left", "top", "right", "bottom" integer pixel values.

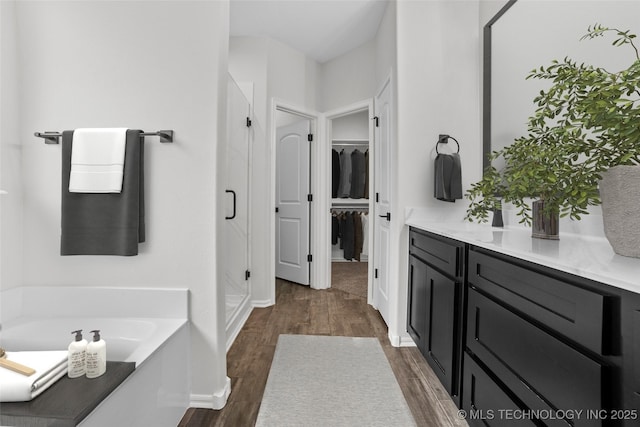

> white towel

[
  {"left": 69, "top": 128, "right": 128, "bottom": 193},
  {"left": 0, "top": 350, "right": 68, "bottom": 402}
]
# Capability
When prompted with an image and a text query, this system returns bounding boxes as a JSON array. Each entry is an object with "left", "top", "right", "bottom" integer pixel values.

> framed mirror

[{"left": 483, "top": 0, "right": 640, "bottom": 173}]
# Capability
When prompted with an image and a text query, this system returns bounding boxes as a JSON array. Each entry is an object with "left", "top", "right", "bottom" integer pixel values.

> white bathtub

[
  {"left": 1, "top": 317, "right": 185, "bottom": 365},
  {"left": 0, "top": 286, "right": 190, "bottom": 427}
]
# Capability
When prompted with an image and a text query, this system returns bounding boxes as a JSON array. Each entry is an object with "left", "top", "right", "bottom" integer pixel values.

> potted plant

[{"left": 466, "top": 25, "right": 640, "bottom": 252}]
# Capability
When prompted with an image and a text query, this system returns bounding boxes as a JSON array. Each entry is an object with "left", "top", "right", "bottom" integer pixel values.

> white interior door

[
  {"left": 275, "top": 120, "right": 311, "bottom": 286},
  {"left": 225, "top": 77, "right": 251, "bottom": 323},
  {"left": 374, "top": 79, "right": 392, "bottom": 325}
]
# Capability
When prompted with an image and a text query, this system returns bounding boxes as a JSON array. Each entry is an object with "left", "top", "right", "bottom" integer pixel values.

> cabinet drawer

[
  {"left": 409, "top": 228, "right": 463, "bottom": 278},
  {"left": 463, "top": 353, "right": 536, "bottom": 427},
  {"left": 469, "top": 249, "right": 610, "bottom": 354},
  {"left": 467, "top": 288, "right": 604, "bottom": 426}
]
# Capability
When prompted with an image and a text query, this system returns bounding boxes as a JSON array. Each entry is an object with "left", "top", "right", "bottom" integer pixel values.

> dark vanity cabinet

[
  {"left": 407, "top": 228, "right": 465, "bottom": 404},
  {"left": 407, "top": 226, "right": 640, "bottom": 426},
  {"left": 464, "top": 248, "right": 628, "bottom": 427}
]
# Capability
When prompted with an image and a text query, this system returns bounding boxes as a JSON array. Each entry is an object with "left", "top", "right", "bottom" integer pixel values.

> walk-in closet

[{"left": 330, "top": 109, "right": 372, "bottom": 299}]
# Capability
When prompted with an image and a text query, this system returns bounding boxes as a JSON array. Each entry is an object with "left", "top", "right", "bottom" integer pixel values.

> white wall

[
  {"left": 0, "top": 0, "right": 23, "bottom": 292},
  {"left": 10, "top": 0, "right": 230, "bottom": 408},
  {"left": 332, "top": 111, "right": 369, "bottom": 140},
  {"left": 375, "top": 0, "right": 397, "bottom": 90},
  {"left": 392, "top": 0, "right": 482, "bottom": 341},
  {"left": 319, "top": 41, "right": 377, "bottom": 112},
  {"left": 319, "top": 1, "right": 398, "bottom": 113},
  {"left": 268, "top": 39, "right": 320, "bottom": 110},
  {"left": 479, "top": 0, "right": 510, "bottom": 26},
  {"left": 229, "top": 37, "right": 269, "bottom": 133}
]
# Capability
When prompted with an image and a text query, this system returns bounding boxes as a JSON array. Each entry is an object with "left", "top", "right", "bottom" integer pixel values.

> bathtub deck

[{"left": 0, "top": 361, "right": 135, "bottom": 427}]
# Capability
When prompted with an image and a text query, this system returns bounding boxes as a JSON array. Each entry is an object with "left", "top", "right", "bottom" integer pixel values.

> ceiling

[{"left": 230, "top": 0, "right": 389, "bottom": 63}]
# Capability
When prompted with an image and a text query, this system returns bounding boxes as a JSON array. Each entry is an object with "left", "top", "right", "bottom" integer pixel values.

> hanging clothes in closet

[
  {"left": 364, "top": 149, "right": 369, "bottom": 199},
  {"left": 337, "top": 150, "right": 352, "bottom": 198},
  {"left": 332, "top": 149, "right": 340, "bottom": 198},
  {"left": 361, "top": 212, "right": 369, "bottom": 257},
  {"left": 333, "top": 147, "right": 370, "bottom": 199},
  {"left": 331, "top": 210, "right": 369, "bottom": 261},
  {"left": 353, "top": 211, "right": 363, "bottom": 261},
  {"left": 341, "top": 212, "right": 355, "bottom": 260},
  {"left": 350, "top": 149, "right": 366, "bottom": 199},
  {"left": 331, "top": 214, "right": 340, "bottom": 245}
]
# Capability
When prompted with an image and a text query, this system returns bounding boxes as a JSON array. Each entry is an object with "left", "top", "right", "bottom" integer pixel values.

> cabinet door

[
  {"left": 407, "top": 254, "right": 428, "bottom": 353},
  {"left": 424, "top": 265, "right": 458, "bottom": 396}
]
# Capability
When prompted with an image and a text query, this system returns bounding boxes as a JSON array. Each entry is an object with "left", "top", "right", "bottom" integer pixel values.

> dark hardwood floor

[{"left": 178, "top": 279, "right": 467, "bottom": 427}]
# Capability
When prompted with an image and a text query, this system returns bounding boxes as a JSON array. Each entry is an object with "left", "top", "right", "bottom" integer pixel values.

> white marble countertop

[{"left": 406, "top": 210, "right": 640, "bottom": 295}]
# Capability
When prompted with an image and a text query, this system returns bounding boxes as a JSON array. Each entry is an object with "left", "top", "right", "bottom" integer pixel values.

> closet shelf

[
  {"left": 332, "top": 139, "right": 369, "bottom": 146},
  {"left": 332, "top": 198, "right": 369, "bottom": 206}
]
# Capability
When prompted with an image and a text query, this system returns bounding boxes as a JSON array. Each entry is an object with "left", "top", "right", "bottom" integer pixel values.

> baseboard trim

[
  {"left": 226, "top": 298, "right": 253, "bottom": 352},
  {"left": 398, "top": 335, "right": 417, "bottom": 347},
  {"left": 190, "top": 377, "right": 231, "bottom": 410},
  {"left": 252, "top": 298, "right": 274, "bottom": 308},
  {"left": 389, "top": 332, "right": 417, "bottom": 347}
]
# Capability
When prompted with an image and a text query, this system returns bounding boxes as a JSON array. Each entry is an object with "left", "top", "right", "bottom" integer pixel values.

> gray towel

[
  {"left": 61, "top": 129, "right": 145, "bottom": 255},
  {"left": 434, "top": 153, "right": 462, "bottom": 202}
]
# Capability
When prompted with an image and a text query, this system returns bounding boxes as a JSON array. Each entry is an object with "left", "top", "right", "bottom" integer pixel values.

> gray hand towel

[
  {"left": 61, "top": 129, "right": 145, "bottom": 255},
  {"left": 434, "top": 153, "right": 462, "bottom": 202}
]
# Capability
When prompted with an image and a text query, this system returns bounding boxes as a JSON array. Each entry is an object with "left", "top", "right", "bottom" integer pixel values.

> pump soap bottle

[
  {"left": 68, "top": 330, "right": 87, "bottom": 378},
  {"left": 86, "top": 330, "right": 106, "bottom": 378}
]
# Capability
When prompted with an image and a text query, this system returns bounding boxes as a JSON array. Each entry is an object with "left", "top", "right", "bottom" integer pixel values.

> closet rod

[{"left": 34, "top": 130, "right": 174, "bottom": 145}]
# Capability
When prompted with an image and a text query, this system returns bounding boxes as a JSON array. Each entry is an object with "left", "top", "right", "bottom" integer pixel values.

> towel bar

[{"left": 35, "top": 130, "right": 174, "bottom": 144}]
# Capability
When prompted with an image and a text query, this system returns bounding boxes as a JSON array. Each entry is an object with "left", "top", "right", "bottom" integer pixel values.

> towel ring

[{"left": 435, "top": 135, "right": 460, "bottom": 154}]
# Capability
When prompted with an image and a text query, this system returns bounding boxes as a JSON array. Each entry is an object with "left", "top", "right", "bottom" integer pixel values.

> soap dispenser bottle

[
  {"left": 68, "top": 330, "right": 87, "bottom": 378},
  {"left": 86, "top": 330, "right": 106, "bottom": 379}
]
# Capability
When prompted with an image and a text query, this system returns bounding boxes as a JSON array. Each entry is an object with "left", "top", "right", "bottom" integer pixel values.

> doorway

[{"left": 326, "top": 101, "right": 374, "bottom": 304}]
